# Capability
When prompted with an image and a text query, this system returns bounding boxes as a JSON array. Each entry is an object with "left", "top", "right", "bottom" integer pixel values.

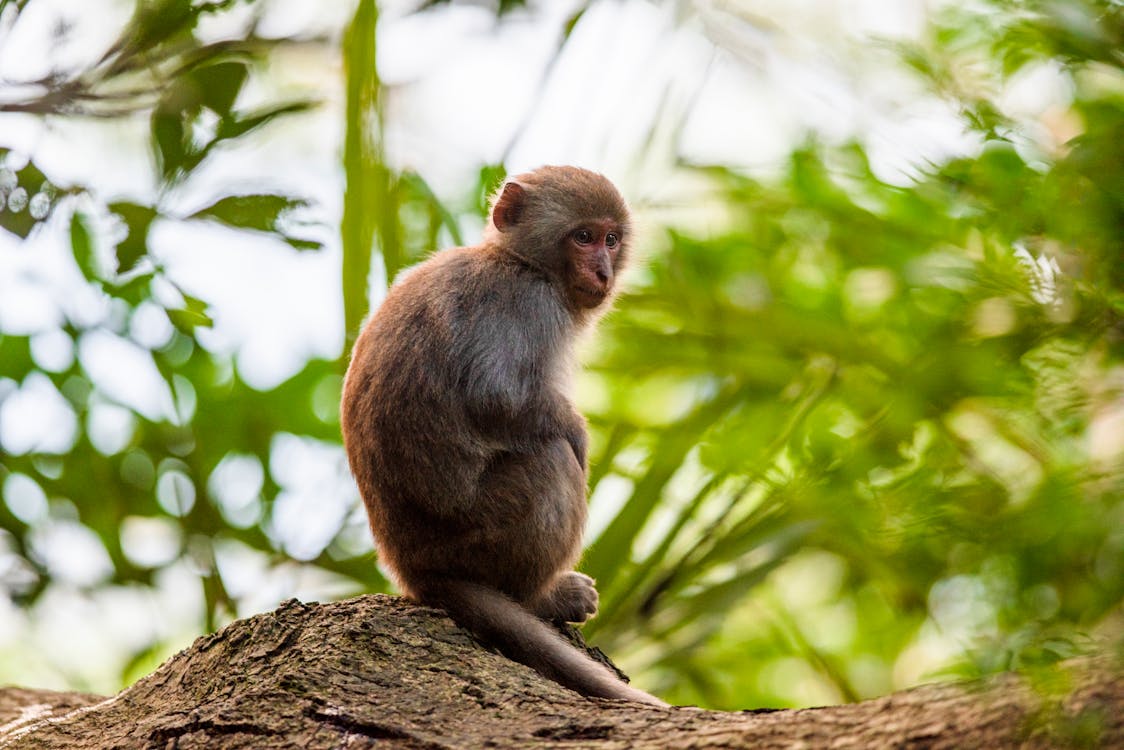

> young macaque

[{"left": 341, "top": 166, "right": 663, "bottom": 705}]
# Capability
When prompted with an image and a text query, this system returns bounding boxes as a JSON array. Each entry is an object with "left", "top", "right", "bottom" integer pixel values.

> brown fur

[{"left": 341, "top": 166, "right": 663, "bottom": 705}]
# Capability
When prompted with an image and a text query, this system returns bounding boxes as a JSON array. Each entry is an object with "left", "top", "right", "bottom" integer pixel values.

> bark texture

[{"left": 0, "top": 594, "right": 1119, "bottom": 749}]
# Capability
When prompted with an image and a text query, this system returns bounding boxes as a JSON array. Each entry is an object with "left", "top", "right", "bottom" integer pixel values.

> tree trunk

[{"left": 0, "top": 595, "right": 1119, "bottom": 749}]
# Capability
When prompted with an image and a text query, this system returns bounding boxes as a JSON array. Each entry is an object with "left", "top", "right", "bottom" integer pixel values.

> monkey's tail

[{"left": 418, "top": 580, "right": 666, "bottom": 706}]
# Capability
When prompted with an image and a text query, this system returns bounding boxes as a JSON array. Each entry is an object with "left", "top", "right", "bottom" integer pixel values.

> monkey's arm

[
  {"left": 560, "top": 414, "right": 587, "bottom": 470},
  {"left": 458, "top": 345, "right": 586, "bottom": 467},
  {"left": 453, "top": 320, "right": 539, "bottom": 420},
  {"left": 449, "top": 279, "right": 578, "bottom": 453}
]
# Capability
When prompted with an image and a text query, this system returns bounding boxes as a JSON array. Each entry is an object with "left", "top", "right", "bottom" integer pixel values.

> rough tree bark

[{"left": 0, "top": 595, "right": 1119, "bottom": 749}]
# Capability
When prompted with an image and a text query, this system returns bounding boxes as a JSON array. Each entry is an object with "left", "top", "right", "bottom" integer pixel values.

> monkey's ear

[{"left": 493, "top": 182, "right": 526, "bottom": 231}]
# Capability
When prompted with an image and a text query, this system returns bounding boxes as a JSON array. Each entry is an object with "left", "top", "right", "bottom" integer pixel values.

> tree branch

[{"left": 0, "top": 595, "right": 1119, "bottom": 749}]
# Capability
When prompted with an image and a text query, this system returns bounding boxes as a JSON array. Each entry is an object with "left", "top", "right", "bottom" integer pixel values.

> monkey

[{"left": 340, "top": 165, "right": 665, "bottom": 706}]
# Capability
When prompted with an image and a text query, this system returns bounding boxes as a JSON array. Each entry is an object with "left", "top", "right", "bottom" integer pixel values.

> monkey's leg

[
  {"left": 528, "top": 571, "right": 598, "bottom": 623},
  {"left": 413, "top": 577, "right": 665, "bottom": 705},
  {"left": 455, "top": 440, "right": 586, "bottom": 602}
]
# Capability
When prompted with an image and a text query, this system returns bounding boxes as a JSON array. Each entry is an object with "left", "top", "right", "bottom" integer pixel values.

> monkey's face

[
  {"left": 489, "top": 167, "right": 631, "bottom": 311},
  {"left": 565, "top": 219, "right": 624, "bottom": 309}
]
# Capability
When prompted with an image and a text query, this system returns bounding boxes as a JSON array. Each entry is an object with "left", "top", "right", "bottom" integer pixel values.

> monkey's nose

[{"left": 595, "top": 268, "right": 609, "bottom": 284}]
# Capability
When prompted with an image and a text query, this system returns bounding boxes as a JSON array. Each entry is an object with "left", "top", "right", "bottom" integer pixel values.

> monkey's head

[{"left": 488, "top": 166, "right": 631, "bottom": 312}]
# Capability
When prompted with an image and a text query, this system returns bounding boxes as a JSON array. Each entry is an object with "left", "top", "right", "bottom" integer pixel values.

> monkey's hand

[
  {"left": 559, "top": 410, "right": 588, "bottom": 470},
  {"left": 529, "top": 572, "right": 599, "bottom": 624},
  {"left": 565, "top": 430, "right": 587, "bottom": 471}
]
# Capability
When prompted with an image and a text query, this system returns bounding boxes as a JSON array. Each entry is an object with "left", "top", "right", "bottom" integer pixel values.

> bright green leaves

[
  {"left": 108, "top": 0, "right": 227, "bottom": 68},
  {"left": 0, "top": 0, "right": 30, "bottom": 17},
  {"left": 151, "top": 57, "right": 313, "bottom": 184},
  {"left": 579, "top": 30, "right": 1123, "bottom": 695},
  {"left": 187, "top": 59, "right": 248, "bottom": 115},
  {"left": 68, "top": 201, "right": 211, "bottom": 333},
  {"left": 164, "top": 290, "right": 213, "bottom": 334},
  {"left": 108, "top": 201, "right": 159, "bottom": 274},
  {"left": 189, "top": 194, "right": 320, "bottom": 251},
  {"left": 0, "top": 0, "right": 333, "bottom": 672},
  {"left": 151, "top": 59, "right": 246, "bottom": 182},
  {"left": 0, "top": 333, "right": 34, "bottom": 380},
  {"left": 1, "top": 0, "right": 1120, "bottom": 708},
  {"left": 69, "top": 211, "right": 98, "bottom": 282},
  {"left": 339, "top": 0, "right": 468, "bottom": 356}
]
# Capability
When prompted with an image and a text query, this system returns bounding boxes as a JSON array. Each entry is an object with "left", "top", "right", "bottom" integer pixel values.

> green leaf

[
  {"left": 189, "top": 193, "right": 320, "bottom": 251},
  {"left": 0, "top": 0, "right": 31, "bottom": 18},
  {"left": 191, "top": 60, "right": 249, "bottom": 116},
  {"left": 151, "top": 106, "right": 191, "bottom": 182},
  {"left": 0, "top": 334, "right": 33, "bottom": 378},
  {"left": 474, "top": 164, "right": 506, "bottom": 217},
  {"left": 108, "top": 202, "right": 159, "bottom": 273},
  {"left": 151, "top": 64, "right": 310, "bottom": 183},
  {"left": 655, "top": 558, "right": 789, "bottom": 640},
  {"left": 104, "top": 0, "right": 226, "bottom": 71},
  {"left": 111, "top": 271, "right": 157, "bottom": 306},
  {"left": 216, "top": 101, "right": 316, "bottom": 141},
  {"left": 150, "top": 58, "right": 250, "bottom": 180},
  {"left": 399, "top": 171, "right": 463, "bottom": 247},
  {"left": 582, "top": 387, "right": 743, "bottom": 592},
  {"left": 166, "top": 292, "right": 214, "bottom": 334},
  {"left": 193, "top": 193, "right": 303, "bottom": 230},
  {"left": 69, "top": 211, "right": 99, "bottom": 282},
  {"left": 563, "top": 6, "right": 587, "bottom": 37}
]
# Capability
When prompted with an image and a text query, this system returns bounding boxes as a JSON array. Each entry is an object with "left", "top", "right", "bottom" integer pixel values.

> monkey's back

[
  {"left": 342, "top": 248, "right": 485, "bottom": 536},
  {"left": 341, "top": 247, "right": 585, "bottom": 599}
]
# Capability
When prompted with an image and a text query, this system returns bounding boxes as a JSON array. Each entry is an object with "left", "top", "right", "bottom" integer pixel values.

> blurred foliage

[
  {"left": 0, "top": 0, "right": 1122, "bottom": 712},
  {"left": 418, "top": 0, "right": 530, "bottom": 17},
  {"left": 0, "top": 0, "right": 372, "bottom": 644},
  {"left": 585, "top": 0, "right": 1123, "bottom": 707}
]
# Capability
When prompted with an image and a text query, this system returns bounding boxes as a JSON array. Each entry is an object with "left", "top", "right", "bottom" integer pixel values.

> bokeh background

[{"left": 0, "top": 0, "right": 1121, "bottom": 710}]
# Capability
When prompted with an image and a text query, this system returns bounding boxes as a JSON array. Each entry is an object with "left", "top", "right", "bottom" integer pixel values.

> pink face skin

[{"left": 567, "top": 219, "right": 623, "bottom": 308}]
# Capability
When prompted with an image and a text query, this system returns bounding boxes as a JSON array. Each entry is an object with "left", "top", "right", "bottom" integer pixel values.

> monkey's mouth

[{"left": 574, "top": 285, "right": 608, "bottom": 305}]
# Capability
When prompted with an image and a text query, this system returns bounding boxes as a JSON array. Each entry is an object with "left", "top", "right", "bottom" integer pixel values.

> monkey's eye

[
  {"left": 573, "top": 229, "right": 594, "bottom": 245},
  {"left": 605, "top": 232, "right": 619, "bottom": 248}
]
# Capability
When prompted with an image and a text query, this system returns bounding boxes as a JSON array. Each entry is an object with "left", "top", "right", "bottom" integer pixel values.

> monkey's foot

[{"left": 530, "top": 571, "right": 599, "bottom": 623}]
